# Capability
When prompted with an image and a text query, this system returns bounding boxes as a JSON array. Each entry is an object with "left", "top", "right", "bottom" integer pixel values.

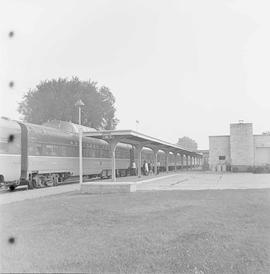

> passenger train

[{"left": 0, "top": 117, "right": 186, "bottom": 190}]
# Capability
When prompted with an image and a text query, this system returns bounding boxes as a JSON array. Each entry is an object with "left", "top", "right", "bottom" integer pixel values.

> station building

[{"left": 209, "top": 122, "right": 270, "bottom": 172}]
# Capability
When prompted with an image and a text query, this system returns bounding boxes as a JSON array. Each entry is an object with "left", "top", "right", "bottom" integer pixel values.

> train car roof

[
  {"left": 25, "top": 122, "right": 76, "bottom": 143},
  {"left": 0, "top": 117, "right": 21, "bottom": 131},
  {"left": 25, "top": 121, "right": 110, "bottom": 146},
  {"left": 43, "top": 120, "right": 97, "bottom": 134}
]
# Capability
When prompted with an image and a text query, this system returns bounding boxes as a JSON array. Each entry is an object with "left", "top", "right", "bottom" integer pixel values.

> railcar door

[{"left": 18, "top": 122, "right": 28, "bottom": 180}]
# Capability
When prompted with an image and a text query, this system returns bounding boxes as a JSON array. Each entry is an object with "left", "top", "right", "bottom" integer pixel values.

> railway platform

[{"left": 1, "top": 171, "right": 270, "bottom": 206}]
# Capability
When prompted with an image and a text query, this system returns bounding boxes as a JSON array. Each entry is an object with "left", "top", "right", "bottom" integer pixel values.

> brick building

[{"left": 209, "top": 122, "right": 270, "bottom": 172}]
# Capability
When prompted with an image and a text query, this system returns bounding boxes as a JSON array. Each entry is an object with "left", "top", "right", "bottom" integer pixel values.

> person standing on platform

[
  {"left": 143, "top": 160, "right": 148, "bottom": 175},
  {"left": 157, "top": 161, "right": 160, "bottom": 175},
  {"left": 148, "top": 162, "right": 152, "bottom": 175},
  {"left": 143, "top": 160, "right": 146, "bottom": 175},
  {"left": 131, "top": 161, "right": 137, "bottom": 176},
  {"left": 145, "top": 161, "right": 149, "bottom": 175}
]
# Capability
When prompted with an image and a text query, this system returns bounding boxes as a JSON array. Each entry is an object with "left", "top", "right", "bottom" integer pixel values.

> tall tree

[
  {"left": 177, "top": 136, "right": 198, "bottom": 151},
  {"left": 18, "top": 77, "right": 119, "bottom": 129}
]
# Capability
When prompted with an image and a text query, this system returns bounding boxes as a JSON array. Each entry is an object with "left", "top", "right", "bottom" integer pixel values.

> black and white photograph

[{"left": 0, "top": 0, "right": 269, "bottom": 273}]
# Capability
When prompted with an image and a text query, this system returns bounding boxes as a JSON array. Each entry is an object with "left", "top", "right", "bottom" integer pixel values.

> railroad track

[{"left": 0, "top": 176, "right": 111, "bottom": 194}]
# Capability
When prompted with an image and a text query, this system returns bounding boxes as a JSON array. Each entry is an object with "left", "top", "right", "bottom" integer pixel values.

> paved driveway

[{"left": 137, "top": 172, "right": 270, "bottom": 191}]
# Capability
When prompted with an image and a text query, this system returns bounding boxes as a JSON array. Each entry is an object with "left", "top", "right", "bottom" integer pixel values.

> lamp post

[{"left": 75, "top": 99, "right": 85, "bottom": 185}]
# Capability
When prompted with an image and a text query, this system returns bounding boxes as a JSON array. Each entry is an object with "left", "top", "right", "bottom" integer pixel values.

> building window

[{"left": 219, "top": 156, "right": 226, "bottom": 160}]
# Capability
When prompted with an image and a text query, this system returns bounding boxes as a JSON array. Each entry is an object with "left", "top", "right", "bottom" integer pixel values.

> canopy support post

[
  {"left": 174, "top": 152, "right": 177, "bottom": 172},
  {"left": 153, "top": 148, "right": 158, "bottom": 175},
  {"left": 109, "top": 139, "right": 119, "bottom": 182},
  {"left": 135, "top": 144, "right": 143, "bottom": 178},
  {"left": 165, "top": 151, "right": 169, "bottom": 173}
]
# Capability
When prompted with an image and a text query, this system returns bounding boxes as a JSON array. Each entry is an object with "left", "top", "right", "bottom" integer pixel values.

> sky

[{"left": 0, "top": 0, "right": 269, "bottom": 149}]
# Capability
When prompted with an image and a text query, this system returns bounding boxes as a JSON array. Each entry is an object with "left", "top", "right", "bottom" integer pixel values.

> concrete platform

[{"left": 80, "top": 182, "right": 136, "bottom": 194}]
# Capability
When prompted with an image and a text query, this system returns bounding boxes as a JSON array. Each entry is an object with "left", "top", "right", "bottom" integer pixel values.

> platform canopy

[
  {"left": 83, "top": 129, "right": 202, "bottom": 181},
  {"left": 84, "top": 129, "right": 200, "bottom": 156}
]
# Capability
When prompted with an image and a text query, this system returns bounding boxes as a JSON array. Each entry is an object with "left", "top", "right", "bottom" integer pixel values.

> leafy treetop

[
  {"left": 177, "top": 136, "right": 198, "bottom": 151},
  {"left": 18, "top": 77, "right": 119, "bottom": 130}
]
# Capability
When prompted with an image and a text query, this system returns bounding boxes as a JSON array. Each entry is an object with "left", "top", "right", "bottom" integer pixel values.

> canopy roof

[{"left": 84, "top": 129, "right": 202, "bottom": 157}]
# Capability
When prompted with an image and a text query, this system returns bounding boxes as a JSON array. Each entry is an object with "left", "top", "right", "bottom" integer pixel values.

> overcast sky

[{"left": 0, "top": 0, "right": 269, "bottom": 149}]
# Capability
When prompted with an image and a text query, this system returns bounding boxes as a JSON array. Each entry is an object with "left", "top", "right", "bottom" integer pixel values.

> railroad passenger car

[{"left": 0, "top": 118, "right": 132, "bottom": 190}]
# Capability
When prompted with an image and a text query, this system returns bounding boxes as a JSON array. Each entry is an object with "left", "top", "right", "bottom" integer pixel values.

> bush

[{"left": 253, "top": 165, "right": 270, "bottom": 174}]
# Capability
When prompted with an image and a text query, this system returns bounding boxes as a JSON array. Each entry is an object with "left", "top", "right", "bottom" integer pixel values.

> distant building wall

[
  {"left": 209, "top": 136, "right": 230, "bottom": 171},
  {"left": 254, "top": 135, "right": 270, "bottom": 166},
  {"left": 230, "top": 123, "right": 254, "bottom": 172}
]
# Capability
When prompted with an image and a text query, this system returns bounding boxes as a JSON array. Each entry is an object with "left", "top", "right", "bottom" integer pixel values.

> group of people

[
  {"left": 131, "top": 160, "right": 160, "bottom": 176},
  {"left": 142, "top": 160, "right": 151, "bottom": 176}
]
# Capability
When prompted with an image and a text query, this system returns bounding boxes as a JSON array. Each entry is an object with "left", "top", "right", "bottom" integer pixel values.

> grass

[{"left": 0, "top": 189, "right": 270, "bottom": 273}]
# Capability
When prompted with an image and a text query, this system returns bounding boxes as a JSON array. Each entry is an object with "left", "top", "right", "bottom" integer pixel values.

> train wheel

[
  {"left": 35, "top": 177, "right": 44, "bottom": 188},
  {"left": 9, "top": 185, "right": 15, "bottom": 191},
  {"left": 32, "top": 179, "right": 38, "bottom": 188},
  {"left": 45, "top": 180, "right": 53, "bottom": 187},
  {"left": 52, "top": 175, "right": 58, "bottom": 186}
]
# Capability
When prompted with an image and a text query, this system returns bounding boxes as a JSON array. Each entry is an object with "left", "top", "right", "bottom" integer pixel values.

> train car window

[
  {"left": 36, "top": 145, "right": 42, "bottom": 155},
  {"left": 88, "top": 149, "right": 92, "bottom": 157},
  {"left": 74, "top": 146, "right": 79, "bottom": 156},
  {"left": 61, "top": 145, "right": 67, "bottom": 157},
  {"left": 117, "top": 148, "right": 128, "bottom": 159},
  {"left": 28, "top": 143, "right": 37, "bottom": 155},
  {"left": 95, "top": 149, "right": 100, "bottom": 158},
  {"left": 100, "top": 149, "right": 107, "bottom": 158},
  {"left": 118, "top": 148, "right": 123, "bottom": 159},
  {"left": 59, "top": 145, "right": 65, "bottom": 156},
  {"left": 53, "top": 144, "right": 61, "bottom": 156},
  {"left": 53, "top": 145, "right": 58, "bottom": 156},
  {"left": 63, "top": 145, "right": 70, "bottom": 157},
  {"left": 83, "top": 147, "right": 89, "bottom": 158},
  {"left": 119, "top": 148, "right": 123, "bottom": 159},
  {"left": 44, "top": 145, "right": 53, "bottom": 155},
  {"left": 69, "top": 146, "right": 74, "bottom": 157},
  {"left": 67, "top": 146, "right": 72, "bottom": 157}
]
